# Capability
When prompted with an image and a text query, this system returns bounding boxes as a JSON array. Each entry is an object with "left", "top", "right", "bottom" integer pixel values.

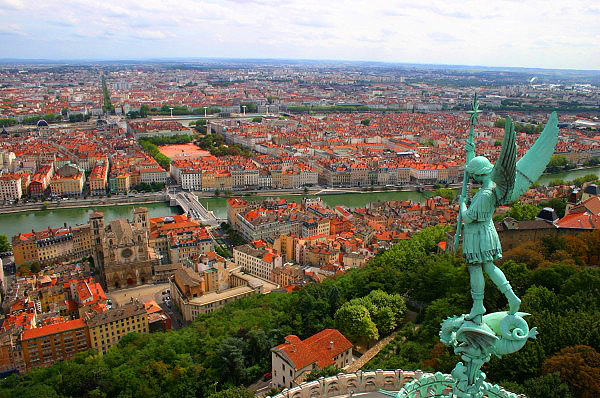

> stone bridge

[{"left": 167, "top": 192, "right": 220, "bottom": 226}]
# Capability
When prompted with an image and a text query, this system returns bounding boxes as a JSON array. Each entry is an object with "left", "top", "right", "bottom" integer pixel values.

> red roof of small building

[{"left": 272, "top": 329, "right": 352, "bottom": 370}]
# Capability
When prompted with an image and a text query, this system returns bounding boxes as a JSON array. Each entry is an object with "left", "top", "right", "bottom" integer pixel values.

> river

[
  {"left": 1, "top": 167, "right": 599, "bottom": 239},
  {"left": 0, "top": 191, "right": 425, "bottom": 239}
]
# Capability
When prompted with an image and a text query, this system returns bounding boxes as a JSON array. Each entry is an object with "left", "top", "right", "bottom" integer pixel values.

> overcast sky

[{"left": 0, "top": 0, "right": 599, "bottom": 70}]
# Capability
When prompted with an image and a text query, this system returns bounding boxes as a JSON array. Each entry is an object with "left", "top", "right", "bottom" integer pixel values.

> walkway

[{"left": 344, "top": 332, "right": 398, "bottom": 373}]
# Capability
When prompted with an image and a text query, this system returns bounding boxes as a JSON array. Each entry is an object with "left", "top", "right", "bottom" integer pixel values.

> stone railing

[
  {"left": 267, "top": 369, "right": 524, "bottom": 398},
  {"left": 268, "top": 369, "right": 428, "bottom": 398}
]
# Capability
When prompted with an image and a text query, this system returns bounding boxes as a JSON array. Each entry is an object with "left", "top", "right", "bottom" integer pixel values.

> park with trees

[{"left": 0, "top": 226, "right": 597, "bottom": 397}]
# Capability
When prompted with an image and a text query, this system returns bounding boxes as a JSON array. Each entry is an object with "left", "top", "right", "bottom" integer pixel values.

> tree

[
  {"left": 251, "top": 117, "right": 262, "bottom": 123},
  {"left": 546, "top": 156, "right": 569, "bottom": 173},
  {"left": 305, "top": 366, "right": 341, "bottom": 382},
  {"left": 334, "top": 303, "right": 379, "bottom": 345},
  {"left": 522, "top": 372, "right": 573, "bottom": 398},
  {"left": 140, "top": 104, "right": 150, "bottom": 117},
  {"left": 208, "top": 387, "right": 254, "bottom": 398},
  {"left": 30, "top": 262, "right": 41, "bottom": 274},
  {"left": 530, "top": 264, "right": 577, "bottom": 293},
  {"left": 361, "top": 119, "right": 370, "bottom": 126},
  {"left": 506, "top": 202, "right": 541, "bottom": 221},
  {"left": 521, "top": 286, "right": 559, "bottom": 314},
  {"left": 214, "top": 337, "right": 247, "bottom": 385},
  {"left": 433, "top": 189, "right": 456, "bottom": 201},
  {"left": 0, "top": 235, "right": 10, "bottom": 252},
  {"left": 542, "top": 345, "right": 600, "bottom": 398},
  {"left": 539, "top": 197, "right": 567, "bottom": 218}
]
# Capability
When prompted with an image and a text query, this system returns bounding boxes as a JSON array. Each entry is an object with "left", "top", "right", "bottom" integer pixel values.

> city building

[
  {"left": 170, "top": 264, "right": 278, "bottom": 322},
  {"left": 50, "top": 163, "right": 85, "bottom": 196},
  {"left": 271, "top": 329, "right": 353, "bottom": 389},
  {"left": 20, "top": 319, "right": 90, "bottom": 370},
  {"left": 85, "top": 300, "right": 149, "bottom": 354},
  {"left": 0, "top": 174, "right": 22, "bottom": 201},
  {"left": 12, "top": 224, "right": 93, "bottom": 266},
  {"left": 233, "top": 242, "right": 282, "bottom": 281},
  {"left": 90, "top": 208, "right": 158, "bottom": 290}
]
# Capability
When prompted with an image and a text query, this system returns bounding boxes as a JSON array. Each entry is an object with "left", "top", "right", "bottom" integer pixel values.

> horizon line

[{"left": 0, "top": 56, "right": 599, "bottom": 73}]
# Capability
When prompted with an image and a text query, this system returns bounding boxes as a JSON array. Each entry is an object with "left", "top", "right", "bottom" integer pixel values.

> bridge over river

[{"left": 167, "top": 191, "right": 222, "bottom": 227}]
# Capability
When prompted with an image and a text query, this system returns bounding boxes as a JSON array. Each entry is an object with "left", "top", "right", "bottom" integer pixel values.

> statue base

[{"left": 392, "top": 312, "right": 537, "bottom": 398}]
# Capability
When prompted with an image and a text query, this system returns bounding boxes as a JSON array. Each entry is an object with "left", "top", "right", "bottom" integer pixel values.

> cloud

[
  {"left": 0, "top": 23, "right": 25, "bottom": 36},
  {"left": 428, "top": 32, "right": 461, "bottom": 43},
  {"left": 0, "top": 0, "right": 598, "bottom": 69},
  {"left": 294, "top": 17, "right": 333, "bottom": 28},
  {"left": 0, "top": 0, "right": 24, "bottom": 10},
  {"left": 130, "top": 30, "right": 168, "bottom": 40}
]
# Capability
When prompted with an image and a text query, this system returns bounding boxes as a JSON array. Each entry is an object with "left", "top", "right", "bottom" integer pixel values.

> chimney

[{"left": 329, "top": 340, "right": 334, "bottom": 350}]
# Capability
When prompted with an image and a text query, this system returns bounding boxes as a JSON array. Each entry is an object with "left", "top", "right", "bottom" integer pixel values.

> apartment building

[
  {"left": 50, "top": 163, "right": 85, "bottom": 196},
  {"left": 0, "top": 174, "right": 22, "bottom": 201},
  {"left": 20, "top": 319, "right": 90, "bottom": 370},
  {"left": 148, "top": 215, "right": 214, "bottom": 264},
  {"left": 233, "top": 242, "right": 282, "bottom": 281},
  {"left": 12, "top": 225, "right": 93, "bottom": 266},
  {"left": 85, "top": 300, "right": 148, "bottom": 354},
  {"left": 89, "top": 163, "right": 108, "bottom": 195}
]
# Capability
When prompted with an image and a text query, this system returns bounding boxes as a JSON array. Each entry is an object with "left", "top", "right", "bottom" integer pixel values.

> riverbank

[{"left": 0, "top": 193, "right": 165, "bottom": 215}]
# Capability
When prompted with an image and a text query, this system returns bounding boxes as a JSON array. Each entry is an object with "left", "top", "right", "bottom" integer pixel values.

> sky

[{"left": 0, "top": 0, "right": 599, "bottom": 70}]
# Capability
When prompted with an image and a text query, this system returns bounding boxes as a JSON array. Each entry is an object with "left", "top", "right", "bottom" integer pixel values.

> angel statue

[{"left": 458, "top": 111, "right": 559, "bottom": 324}]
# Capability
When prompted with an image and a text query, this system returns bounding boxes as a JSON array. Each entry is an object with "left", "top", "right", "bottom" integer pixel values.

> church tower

[
  {"left": 89, "top": 211, "right": 105, "bottom": 268},
  {"left": 133, "top": 207, "right": 149, "bottom": 231}
]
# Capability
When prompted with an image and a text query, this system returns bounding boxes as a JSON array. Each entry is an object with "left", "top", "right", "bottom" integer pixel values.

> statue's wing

[
  {"left": 459, "top": 329, "right": 498, "bottom": 352},
  {"left": 509, "top": 112, "right": 559, "bottom": 202},
  {"left": 491, "top": 116, "right": 517, "bottom": 205}
]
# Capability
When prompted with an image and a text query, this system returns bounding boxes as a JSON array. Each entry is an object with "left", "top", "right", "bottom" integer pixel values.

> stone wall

[
  {"left": 268, "top": 369, "right": 524, "bottom": 398},
  {"left": 269, "top": 369, "right": 428, "bottom": 398}
]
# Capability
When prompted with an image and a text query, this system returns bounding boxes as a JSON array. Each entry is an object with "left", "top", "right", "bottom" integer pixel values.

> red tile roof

[
  {"left": 272, "top": 329, "right": 352, "bottom": 370},
  {"left": 22, "top": 319, "right": 86, "bottom": 340}
]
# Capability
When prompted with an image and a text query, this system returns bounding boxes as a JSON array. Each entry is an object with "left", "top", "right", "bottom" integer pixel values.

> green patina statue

[
  {"left": 391, "top": 96, "right": 559, "bottom": 398},
  {"left": 460, "top": 106, "right": 558, "bottom": 324}
]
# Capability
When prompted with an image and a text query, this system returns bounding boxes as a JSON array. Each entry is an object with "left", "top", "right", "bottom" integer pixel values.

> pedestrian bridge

[{"left": 167, "top": 192, "right": 220, "bottom": 227}]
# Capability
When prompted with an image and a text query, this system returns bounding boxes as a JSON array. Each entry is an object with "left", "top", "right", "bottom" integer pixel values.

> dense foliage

[
  {"left": 546, "top": 156, "right": 576, "bottom": 173},
  {"left": 2, "top": 227, "right": 597, "bottom": 397},
  {"left": 0, "top": 235, "right": 11, "bottom": 252},
  {"left": 0, "top": 118, "right": 18, "bottom": 127},
  {"left": 494, "top": 119, "right": 544, "bottom": 135},
  {"left": 139, "top": 134, "right": 194, "bottom": 146},
  {"left": 137, "top": 139, "right": 172, "bottom": 170},
  {"left": 367, "top": 230, "right": 600, "bottom": 398},
  {"left": 334, "top": 290, "right": 406, "bottom": 344},
  {"left": 549, "top": 174, "right": 599, "bottom": 188},
  {"left": 195, "top": 133, "right": 252, "bottom": 158},
  {"left": 21, "top": 114, "right": 62, "bottom": 125},
  {"left": 131, "top": 182, "right": 165, "bottom": 193},
  {"left": 101, "top": 76, "right": 115, "bottom": 115},
  {"left": 0, "top": 227, "right": 447, "bottom": 397}
]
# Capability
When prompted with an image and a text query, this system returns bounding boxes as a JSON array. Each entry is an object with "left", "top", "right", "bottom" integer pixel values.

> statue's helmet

[{"left": 466, "top": 156, "right": 493, "bottom": 175}]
